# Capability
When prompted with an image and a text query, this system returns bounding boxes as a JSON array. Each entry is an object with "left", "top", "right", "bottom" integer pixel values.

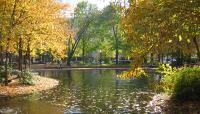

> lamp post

[{"left": 100, "top": 50, "right": 102, "bottom": 65}]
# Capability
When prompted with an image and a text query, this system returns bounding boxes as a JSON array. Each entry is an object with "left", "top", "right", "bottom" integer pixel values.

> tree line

[{"left": 0, "top": 0, "right": 70, "bottom": 85}]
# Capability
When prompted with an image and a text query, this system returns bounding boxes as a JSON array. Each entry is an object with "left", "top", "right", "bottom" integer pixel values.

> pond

[{"left": 0, "top": 69, "right": 158, "bottom": 114}]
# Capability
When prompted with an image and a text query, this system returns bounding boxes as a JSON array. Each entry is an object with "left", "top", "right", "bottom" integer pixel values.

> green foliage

[
  {"left": 0, "top": 66, "right": 13, "bottom": 74},
  {"left": 0, "top": 66, "right": 15, "bottom": 83},
  {"left": 72, "top": 2, "right": 129, "bottom": 61},
  {"left": 0, "top": 66, "right": 35, "bottom": 85},
  {"left": 173, "top": 67, "right": 200, "bottom": 100},
  {"left": 104, "top": 57, "right": 112, "bottom": 64},
  {"left": 159, "top": 65, "right": 200, "bottom": 101},
  {"left": 158, "top": 64, "right": 177, "bottom": 93},
  {"left": 19, "top": 70, "right": 35, "bottom": 85}
]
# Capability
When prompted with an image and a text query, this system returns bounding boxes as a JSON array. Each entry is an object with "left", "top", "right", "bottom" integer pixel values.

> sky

[{"left": 62, "top": 0, "right": 114, "bottom": 10}]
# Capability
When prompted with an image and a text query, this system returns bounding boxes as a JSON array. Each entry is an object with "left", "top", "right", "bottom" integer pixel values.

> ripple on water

[
  {"left": 0, "top": 107, "right": 19, "bottom": 114},
  {"left": 64, "top": 105, "right": 83, "bottom": 114}
]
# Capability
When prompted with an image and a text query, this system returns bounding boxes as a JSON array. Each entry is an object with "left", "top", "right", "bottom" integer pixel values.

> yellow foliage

[
  {"left": 0, "top": 0, "right": 71, "bottom": 59},
  {"left": 121, "top": 0, "right": 199, "bottom": 72},
  {"left": 118, "top": 67, "right": 146, "bottom": 78}
]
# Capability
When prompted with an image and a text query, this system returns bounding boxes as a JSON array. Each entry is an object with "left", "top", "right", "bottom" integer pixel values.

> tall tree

[
  {"left": 122, "top": 0, "right": 200, "bottom": 71},
  {"left": 66, "top": 1, "right": 98, "bottom": 65},
  {"left": 0, "top": 0, "right": 70, "bottom": 85},
  {"left": 96, "top": 3, "right": 127, "bottom": 64}
]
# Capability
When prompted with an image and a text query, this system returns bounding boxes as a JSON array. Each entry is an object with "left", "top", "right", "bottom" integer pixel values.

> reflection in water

[
  {"left": 0, "top": 69, "right": 157, "bottom": 114},
  {"left": 66, "top": 70, "right": 72, "bottom": 89}
]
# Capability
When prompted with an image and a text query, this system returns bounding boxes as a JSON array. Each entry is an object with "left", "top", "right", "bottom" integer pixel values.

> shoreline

[
  {"left": 30, "top": 64, "right": 131, "bottom": 70},
  {"left": 0, "top": 75, "right": 59, "bottom": 97},
  {"left": 33, "top": 67, "right": 130, "bottom": 71},
  {"left": 29, "top": 64, "right": 158, "bottom": 71}
]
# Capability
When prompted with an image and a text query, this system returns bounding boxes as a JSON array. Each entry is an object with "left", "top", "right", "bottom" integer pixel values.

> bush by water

[{"left": 159, "top": 65, "right": 200, "bottom": 101}]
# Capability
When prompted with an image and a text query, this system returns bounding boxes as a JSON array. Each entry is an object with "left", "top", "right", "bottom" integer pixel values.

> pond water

[{"left": 0, "top": 69, "right": 158, "bottom": 114}]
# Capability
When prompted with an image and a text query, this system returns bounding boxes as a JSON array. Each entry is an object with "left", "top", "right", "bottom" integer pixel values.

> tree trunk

[
  {"left": 67, "top": 37, "right": 72, "bottom": 66},
  {"left": 192, "top": 36, "right": 200, "bottom": 61},
  {"left": 8, "top": 52, "right": 12, "bottom": 66},
  {"left": 0, "top": 46, "right": 3, "bottom": 65},
  {"left": 4, "top": 38, "right": 10, "bottom": 86},
  {"left": 158, "top": 54, "right": 161, "bottom": 63},
  {"left": 113, "top": 26, "right": 119, "bottom": 65},
  {"left": 150, "top": 53, "right": 154, "bottom": 66},
  {"left": 25, "top": 39, "right": 31, "bottom": 69},
  {"left": 4, "top": 0, "right": 17, "bottom": 86},
  {"left": 161, "top": 53, "right": 164, "bottom": 63},
  {"left": 28, "top": 46, "right": 31, "bottom": 69},
  {"left": 67, "top": 59, "right": 71, "bottom": 66},
  {"left": 99, "top": 51, "right": 102, "bottom": 65},
  {"left": 115, "top": 47, "right": 119, "bottom": 65},
  {"left": 18, "top": 36, "right": 23, "bottom": 72},
  {"left": 67, "top": 18, "right": 91, "bottom": 66},
  {"left": 5, "top": 49, "right": 9, "bottom": 86},
  {"left": 187, "top": 54, "right": 192, "bottom": 64},
  {"left": 174, "top": 50, "right": 183, "bottom": 67},
  {"left": 82, "top": 37, "right": 85, "bottom": 64},
  {"left": 24, "top": 55, "right": 27, "bottom": 69},
  {"left": 143, "top": 55, "right": 147, "bottom": 64}
]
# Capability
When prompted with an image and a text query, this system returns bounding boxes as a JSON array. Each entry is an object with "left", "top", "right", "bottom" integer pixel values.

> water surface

[{"left": 0, "top": 69, "right": 156, "bottom": 114}]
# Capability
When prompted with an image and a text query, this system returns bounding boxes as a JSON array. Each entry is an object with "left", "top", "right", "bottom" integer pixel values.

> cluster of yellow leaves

[
  {"left": 0, "top": 0, "right": 71, "bottom": 58},
  {"left": 118, "top": 67, "right": 146, "bottom": 78}
]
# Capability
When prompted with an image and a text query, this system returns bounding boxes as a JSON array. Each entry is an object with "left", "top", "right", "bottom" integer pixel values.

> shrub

[
  {"left": 0, "top": 68, "right": 3, "bottom": 83},
  {"left": 173, "top": 67, "right": 200, "bottom": 100},
  {"left": 104, "top": 57, "right": 112, "bottom": 64},
  {"left": 0, "top": 66, "right": 35, "bottom": 85},
  {"left": 158, "top": 64, "right": 177, "bottom": 93},
  {"left": 19, "top": 70, "right": 35, "bottom": 85},
  {"left": 160, "top": 65, "right": 200, "bottom": 101},
  {"left": 0, "top": 66, "right": 14, "bottom": 83}
]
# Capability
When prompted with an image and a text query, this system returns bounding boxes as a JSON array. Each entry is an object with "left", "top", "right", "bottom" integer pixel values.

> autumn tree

[
  {"left": 0, "top": 0, "right": 69, "bottom": 85},
  {"left": 122, "top": 0, "right": 200, "bottom": 71}
]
